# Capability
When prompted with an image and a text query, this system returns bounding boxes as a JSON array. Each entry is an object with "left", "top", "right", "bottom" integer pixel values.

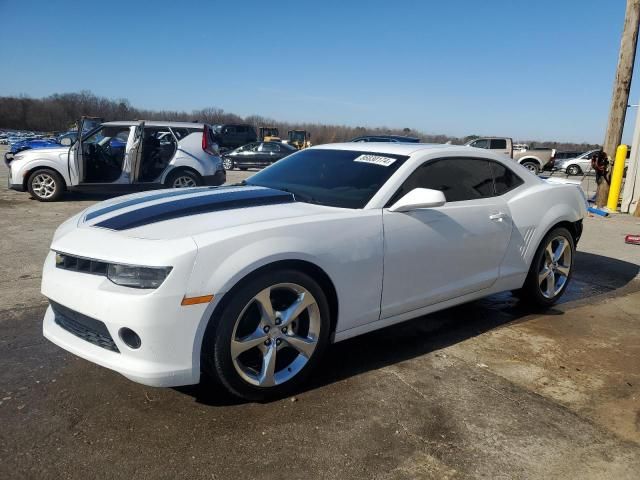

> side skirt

[
  {"left": 68, "top": 182, "right": 163, "bottom": 194},
  {"left": 332, "top": 284, "right": 513, "bottom": 343}
]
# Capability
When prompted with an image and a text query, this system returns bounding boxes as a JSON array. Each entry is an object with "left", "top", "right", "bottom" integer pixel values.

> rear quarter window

[{"left": 490, "top": 161, "right": 524, "bottom": 195}]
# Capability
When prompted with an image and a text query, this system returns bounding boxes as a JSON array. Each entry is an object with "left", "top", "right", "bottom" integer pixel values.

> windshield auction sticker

[{"left": 354, "top": 154, "right": 397, "bottom": 167}]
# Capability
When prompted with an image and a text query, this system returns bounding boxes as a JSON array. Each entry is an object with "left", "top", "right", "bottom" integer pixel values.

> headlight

[{"left": 106, "top": 263, "right": 172, "bottom": 289}]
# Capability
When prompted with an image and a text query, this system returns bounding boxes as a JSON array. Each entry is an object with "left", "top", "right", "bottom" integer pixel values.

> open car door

[
  {"left": 68, "top": 116, "right": 103, "bottom": 184},
  {"left": 127, "top": 121, "right": 145, "bottom": 183}
]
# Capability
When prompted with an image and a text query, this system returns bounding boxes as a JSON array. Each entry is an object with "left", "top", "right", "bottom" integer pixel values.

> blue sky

[{"left": 1, "top": 0, "right": 639, "bottom": 143}]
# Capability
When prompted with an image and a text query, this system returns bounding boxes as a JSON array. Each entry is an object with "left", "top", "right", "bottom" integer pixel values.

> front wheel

[
  {"left": 520, "top": 227, "right": 575, "bottom": 307},
  {"left": 202, "top": 269, "right": 331, "bottom": 401},
  {"left": 566, "top": 165, "right": 581, "bottom": 176},
  {"left": 521, "top": 161, "right": 540, "bottom": 174},
  {"left": 27, "top": 169, "right": 65, "bottom": 201}
]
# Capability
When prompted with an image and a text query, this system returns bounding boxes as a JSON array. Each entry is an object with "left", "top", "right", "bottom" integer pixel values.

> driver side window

[{"left": 388, "top": 157, "right": 495, "bottom": 205}]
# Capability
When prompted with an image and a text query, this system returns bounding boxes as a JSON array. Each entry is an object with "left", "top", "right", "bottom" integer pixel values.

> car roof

[
  {"left": 352, "top": 135, "right": 420, "bottom": 140},
  {"left": 102, "top": 121, "right": 204, "bottom": 128},
  {"left": 312, "top": 142, "right": 462, "bottom": 155}
]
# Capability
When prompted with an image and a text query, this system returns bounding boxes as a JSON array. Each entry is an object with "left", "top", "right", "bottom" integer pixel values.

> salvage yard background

[{"left": 1, "top": 144, "right": 639, "bottom": 479}]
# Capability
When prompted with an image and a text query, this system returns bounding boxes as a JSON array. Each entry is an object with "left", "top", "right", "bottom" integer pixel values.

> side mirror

[
  {"left": 60, "top": 137, "right": 72, "bottom": 146},
  {"left": 388, "top": 188, "right": 446, "bottom": 212}
]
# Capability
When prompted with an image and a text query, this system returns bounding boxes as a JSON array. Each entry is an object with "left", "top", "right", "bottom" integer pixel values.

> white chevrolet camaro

[{"left": 42, "top": 143, "right": 587, "bottom": 400}]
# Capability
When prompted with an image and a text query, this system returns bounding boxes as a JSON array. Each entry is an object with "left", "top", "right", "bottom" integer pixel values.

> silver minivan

[{"left": 7, "top": 119, "right": 225, "bottom": 201}]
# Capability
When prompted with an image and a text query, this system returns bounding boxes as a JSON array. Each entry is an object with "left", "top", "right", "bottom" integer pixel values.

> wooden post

[{"left": 597, "top": 0, "right": 640, "bottom": 208}]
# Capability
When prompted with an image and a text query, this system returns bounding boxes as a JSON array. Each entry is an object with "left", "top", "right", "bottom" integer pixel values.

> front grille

[
  {"left": 51, "top": 301, "right": 119, "bottom": 353},
  {"left": 55, "top": 252, "right": 108, "bottom": 276}
]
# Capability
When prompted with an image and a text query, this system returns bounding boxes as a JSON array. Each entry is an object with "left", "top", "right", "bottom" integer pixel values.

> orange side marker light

[{"left": 181, "top": 294, "right": 214, "bottom": 306}]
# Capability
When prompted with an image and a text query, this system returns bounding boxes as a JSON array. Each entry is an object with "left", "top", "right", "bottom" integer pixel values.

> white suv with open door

[{"left": 6, "top": 120, "right": 226, "bottom": 201}]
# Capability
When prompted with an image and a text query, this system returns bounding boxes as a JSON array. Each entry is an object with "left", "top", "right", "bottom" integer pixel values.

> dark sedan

[{"left": 222, "top": 141, "right": 297, "bottom": 170}]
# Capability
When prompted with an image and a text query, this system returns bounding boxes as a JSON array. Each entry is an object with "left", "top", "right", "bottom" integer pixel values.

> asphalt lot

[{"left": 1, "top": 147, "right": 640, "bottom": 479}]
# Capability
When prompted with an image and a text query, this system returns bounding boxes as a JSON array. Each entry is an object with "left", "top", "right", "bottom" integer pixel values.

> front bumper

[{"left": 41, "top": 248, "right": 211, "bottom": 387}]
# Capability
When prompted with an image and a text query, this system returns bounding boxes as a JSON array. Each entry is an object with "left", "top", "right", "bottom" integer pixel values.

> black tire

[
  {"left": 521, "top": 161, "right": 540, "bottom": 175},
  {"left": 520, "top": 226, "right": 575, "bottom": 307},
  {"left": 27, "top": 169, "right": 65, "bottom": 202},
  {"left": 165, "top": 169, "right": 203, "bottom": 188},
  {"left": 222, "top": 157, "right": 234, "bottom": 170},
  {"left": 566, "top": 165, "right": 581, "bottom": 176},
  {"left": 202, "top": 269, "right": 331, "bottom": 402}
]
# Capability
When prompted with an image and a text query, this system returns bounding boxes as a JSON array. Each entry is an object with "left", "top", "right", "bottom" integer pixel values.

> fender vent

[{"left": 519, "top": 227, "right": 536, "bottom": 259}]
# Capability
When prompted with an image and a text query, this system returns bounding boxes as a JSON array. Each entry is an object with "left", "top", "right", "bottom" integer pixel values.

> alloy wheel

[
  {"left": 223, "top": 157, "right": 233, "bottom": 170},
  {"left": 538, "top": 235, "right": 572, "bottom": 299},
  {"left": 172, "top": 175, "right": 197, "bottom": 188},
  {"left": 230, "top": 283, "right": 321, "bottom": 387},
  {"left": 567, "top": 165, "right": 580, "bottom": 176},
  {"left": 31, "top": 173, "right": 56, "bottom": 199}
]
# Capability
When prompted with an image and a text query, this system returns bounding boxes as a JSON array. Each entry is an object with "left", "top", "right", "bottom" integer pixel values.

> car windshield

[{"left": 245, "top": 149, "right": 409, "bottom": 209}]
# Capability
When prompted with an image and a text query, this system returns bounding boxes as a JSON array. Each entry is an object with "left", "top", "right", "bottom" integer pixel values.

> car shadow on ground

[
  {"left": 179, "top": 251, "right": 639, "bottom": 406},
  {"left": 54, "top": 191, "right": 124, "bottom": 202}
]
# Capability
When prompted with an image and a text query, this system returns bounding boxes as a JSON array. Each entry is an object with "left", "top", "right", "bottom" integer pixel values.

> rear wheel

[
  {"left": 27, "top": 169, "right": 65, "bottom": 202},
  {"left": 521, "top": 161, "right": 540, "bottom": 174},
  {"left": 520, "top": 227, "right": 574, "bottom": 307},
  {"left": 566, "top": 164, "right": 581, "bottom": 176},
  {"left": 202, "top": 269, "right": 330, "bottom": 401},
  {"left": 165, "top": 169, "right": 202, "bottom": 188}
]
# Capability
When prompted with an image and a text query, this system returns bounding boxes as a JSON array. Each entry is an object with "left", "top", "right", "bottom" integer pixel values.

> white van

[{"left": 7, "top": 120, "right": 225, "bottom": 201}]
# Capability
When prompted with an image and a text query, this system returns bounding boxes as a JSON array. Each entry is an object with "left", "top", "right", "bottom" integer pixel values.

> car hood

[
  {"left": 74, "top": 185, "right": 342, "bottom": 240},
  {"left": 18, "top": 146, "right": 68, "bottom": 156}
]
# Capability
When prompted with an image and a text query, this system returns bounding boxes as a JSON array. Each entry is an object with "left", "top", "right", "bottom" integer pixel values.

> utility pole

[{"left": 597, "top": 0, "right": 640, "bottom": 208}]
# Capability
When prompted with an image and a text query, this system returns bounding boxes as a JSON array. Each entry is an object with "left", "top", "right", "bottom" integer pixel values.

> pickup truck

[{"left": 465, "top": 137, "right": 555, "bottom": 174}]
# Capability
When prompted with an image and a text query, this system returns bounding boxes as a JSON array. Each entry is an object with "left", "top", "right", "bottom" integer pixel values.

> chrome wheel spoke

[
  {"left": 545, "top": 244, "right": 554, "bottom": 262},
  {"left": 553, "top": 239, "right": 568, "bottom": 262},
  {"left": 281, "top": 292, "right": 316, "bottom": 327},
  {"left": 556, "top": 264, "right": 570, "bottom": 277},
  {"left": 284, "top": 334, "right": 316, "bottom": 358},
  {"left": 254, "top": 287, "right": 275, "bottom": 324},
  {"left": 231, "top": 328, "right": 268, "bottom": 359},
  {"left": 544, "top": 270, "right": 556, "bottom": 298},
  {"left": 538, "top": 266, "right": 552, "bottom": 286},
  {"left": 258, "top": 345, "right": 277, "bottom": 386}
]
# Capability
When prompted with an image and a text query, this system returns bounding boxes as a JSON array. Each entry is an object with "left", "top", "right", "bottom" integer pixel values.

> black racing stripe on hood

[
  {"left": 94, "top": 188, "right": 296, "bottom": 231},
  {"left": 85, "top": 186, "right": 215, "bottom": 221}
]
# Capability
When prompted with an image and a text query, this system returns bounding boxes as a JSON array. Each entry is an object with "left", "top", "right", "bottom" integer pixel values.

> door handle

[{"left": 489, "top": 212, "right": 508, "bottom": 221}]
